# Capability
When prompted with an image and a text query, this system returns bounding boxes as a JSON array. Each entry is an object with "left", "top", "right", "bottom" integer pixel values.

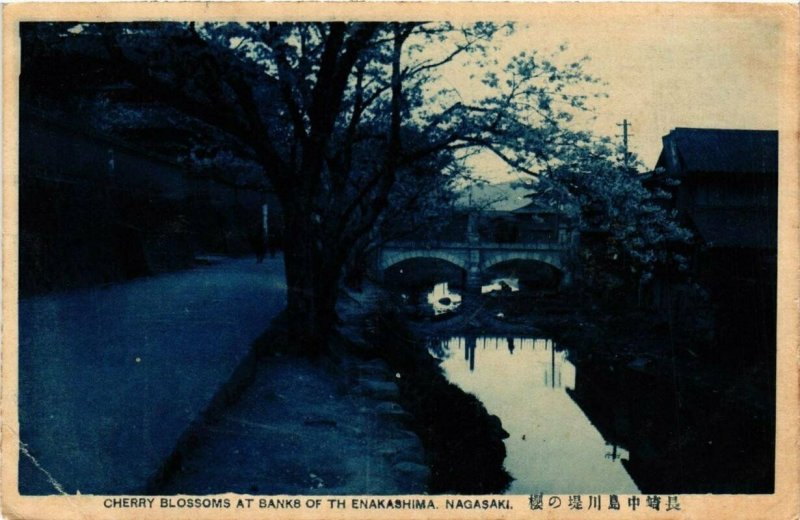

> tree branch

[{"left": 101, "top": 25, "right": 290, "bottom": 184}]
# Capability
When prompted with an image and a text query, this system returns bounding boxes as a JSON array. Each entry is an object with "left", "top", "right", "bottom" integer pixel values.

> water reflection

[
  {"left": 428, "top": 336, "right": 639, "bottom": 494},
  {"left": 481, "top": 277, "right": 520, "bottom": 294}
]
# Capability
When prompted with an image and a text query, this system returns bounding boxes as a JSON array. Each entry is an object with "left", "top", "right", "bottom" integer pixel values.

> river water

[{"left": 428, "top": 336, "right": 640, "bottom": 494}]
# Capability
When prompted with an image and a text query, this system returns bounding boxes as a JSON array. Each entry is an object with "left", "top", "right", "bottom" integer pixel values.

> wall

[{"left": 18, "top": 110, "right": 277, "bottom": 296}]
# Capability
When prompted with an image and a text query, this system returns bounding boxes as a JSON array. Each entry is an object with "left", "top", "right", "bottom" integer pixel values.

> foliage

[
  {"left": 21, "top": 21, "right": 613, "bottom": 353},
  {"left": 519, "top": 132, "right": 692, "bottom": 298}
]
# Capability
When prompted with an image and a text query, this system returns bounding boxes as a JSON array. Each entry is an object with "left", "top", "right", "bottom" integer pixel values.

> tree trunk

[{"left": 281, "top": 203, "right": 342, "bottom": 356}]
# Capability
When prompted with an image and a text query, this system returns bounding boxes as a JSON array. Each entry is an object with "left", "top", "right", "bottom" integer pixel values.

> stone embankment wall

[{"left": 339, "top": 286, "right": 512, "bottom": 493}]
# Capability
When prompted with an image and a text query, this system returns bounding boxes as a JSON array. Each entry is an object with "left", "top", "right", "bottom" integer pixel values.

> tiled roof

[{"left": 658, "top": 128, "right": 778, "bottom": 175}]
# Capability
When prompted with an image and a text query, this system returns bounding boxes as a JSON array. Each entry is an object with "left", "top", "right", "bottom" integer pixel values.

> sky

[
  {"left": 5, "top": 5, "right": 786, "bottom": 188},
  {"left": 438, "top": 9, "right": 784, "bottom": 183}
]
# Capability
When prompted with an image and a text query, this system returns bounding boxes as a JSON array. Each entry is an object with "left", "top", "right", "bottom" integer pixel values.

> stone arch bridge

[{"left": 376, "top": 213, "right": 578, "bottom": 290}]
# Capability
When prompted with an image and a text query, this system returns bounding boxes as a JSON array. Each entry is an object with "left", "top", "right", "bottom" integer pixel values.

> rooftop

[{"left": 656, "top": 128, "right": 778, "bottom": 175}]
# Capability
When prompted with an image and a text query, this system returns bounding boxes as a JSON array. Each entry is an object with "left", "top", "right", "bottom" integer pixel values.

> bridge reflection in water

[{"left": 428, "top": 336, "right": 640, "bottom": 494}]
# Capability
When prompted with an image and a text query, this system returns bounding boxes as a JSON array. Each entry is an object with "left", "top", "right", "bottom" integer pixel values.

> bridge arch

[
  {"left": 481, "top": 251, "right": 563, "bottom": 272},
  {"left": 379, "top": 249, "right": 469, "bottom": 272}
]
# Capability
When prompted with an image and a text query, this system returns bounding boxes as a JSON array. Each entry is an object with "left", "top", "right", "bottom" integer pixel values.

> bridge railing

[{"left": 383, "top": 240, "right": 567, "bottom": 251}]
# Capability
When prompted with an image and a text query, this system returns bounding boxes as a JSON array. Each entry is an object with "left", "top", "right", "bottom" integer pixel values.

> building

[
  {"left": 654, "top": 127, "right": 777, "bottom": 250},
  {"left": 18, "top": 26, "right": 286, "bottom": 295},
  {"left": 648, "top": 127, "right": 778, "bottom": 363},
  {"left": 19, "top": 106, "right": 279, "bottom": 296}
]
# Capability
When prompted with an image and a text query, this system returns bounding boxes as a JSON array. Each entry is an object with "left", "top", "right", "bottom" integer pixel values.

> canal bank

[
  {"left": 337, "top": 285, "right": 513, "bottom": 494},
  {"left": 144, "top": 274, "right": 772, "bottom": 495},
  {"left": 357, "top": 310, "right": 513, "bottom": 494},
  {"left": 394, "top": 283, "right": 775, "bottom": 494},
  {"left": 153, "top": 283, "right": 513, "bottom": 495},
  {"left": 152, "top": 314, "right": 431, "bottom": 495}
]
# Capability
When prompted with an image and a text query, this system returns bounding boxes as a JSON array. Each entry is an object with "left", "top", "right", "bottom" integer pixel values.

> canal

[
  {"left": 428, "top": 336, "right": 639, "bottom": 494},
  {"left": 388, "top": 273, "right": 775, "bottom": 495}
]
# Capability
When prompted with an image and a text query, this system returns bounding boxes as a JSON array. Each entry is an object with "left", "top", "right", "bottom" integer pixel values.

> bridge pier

[
  {"left": 466, "top": 247, "right": 482, "bottom": 292},
  {"left": 466, "top": 269, "right": 482, "bottom": 293}
]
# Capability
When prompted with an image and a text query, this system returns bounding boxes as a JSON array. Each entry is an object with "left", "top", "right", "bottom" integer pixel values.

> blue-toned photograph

[{"left": 15, "top": 12, "right": 779, "bottom": 500}]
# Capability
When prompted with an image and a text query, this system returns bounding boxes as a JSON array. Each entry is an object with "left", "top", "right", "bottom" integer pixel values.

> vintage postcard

[{"left": 2, "top": 2, "right": 798, "bottom": 519}]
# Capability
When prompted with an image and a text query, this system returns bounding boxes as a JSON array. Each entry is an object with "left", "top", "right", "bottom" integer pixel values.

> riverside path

[{"left": 17, "top": 256, "right": 286, "bottom": 494}]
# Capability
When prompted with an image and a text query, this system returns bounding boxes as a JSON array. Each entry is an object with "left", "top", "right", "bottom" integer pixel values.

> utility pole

[{"left": 616, "top": 119, "right": 632, "bottom": 169}]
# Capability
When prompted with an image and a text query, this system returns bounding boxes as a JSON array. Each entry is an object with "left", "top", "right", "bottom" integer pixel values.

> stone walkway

[{"left": 157, "top": 353, "right": 429, "bottom": 495}]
